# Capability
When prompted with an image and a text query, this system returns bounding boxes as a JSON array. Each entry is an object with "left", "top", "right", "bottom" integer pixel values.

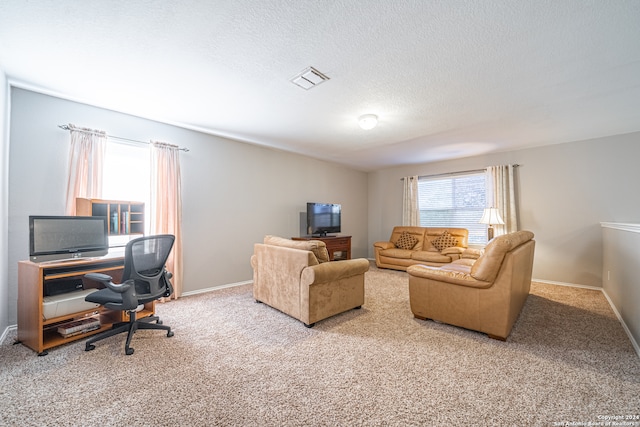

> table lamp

[{"left": 479, "top": 208, "right": 505, "bottom": 241}]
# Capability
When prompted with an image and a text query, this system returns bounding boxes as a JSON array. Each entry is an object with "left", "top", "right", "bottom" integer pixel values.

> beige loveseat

[
  {"left": 251, "top": 235, "right": 370, "bottom": 327},
  {"left": 407, "top": 231, "right": 535, "bottom": 340},
  {"left": 373, "top": 226, "right": 471, "bottom": 271}
]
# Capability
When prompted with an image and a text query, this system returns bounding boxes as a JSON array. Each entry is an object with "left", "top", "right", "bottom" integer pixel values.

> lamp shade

[{"left": 479, "top": 208, "right": 505, "bottom": 225}]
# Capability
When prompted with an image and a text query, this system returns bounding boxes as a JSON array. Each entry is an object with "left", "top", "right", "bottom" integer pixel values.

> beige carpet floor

[{"left": 1, "top": 263, "right": 639, "bottom": 426}]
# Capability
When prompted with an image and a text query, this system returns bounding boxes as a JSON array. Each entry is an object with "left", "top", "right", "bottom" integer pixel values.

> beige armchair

[
  {"left": 407, "top": 231, "right": 535, "bottom": 340},
  {"left": 251, "top": 236, "right": 370, "bottom": 327}
]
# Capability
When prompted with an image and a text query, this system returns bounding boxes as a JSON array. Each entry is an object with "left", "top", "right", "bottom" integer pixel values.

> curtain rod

[
  {"left": 58, "top": 125, "right": 190, "bottom": 152},
  {"left": 401, "top": 164, "right": 520, "bottom": 180}
]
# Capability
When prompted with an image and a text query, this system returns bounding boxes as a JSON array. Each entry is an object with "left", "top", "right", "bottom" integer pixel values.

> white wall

[
  {"left": 0, "top": 70, "right": 8, "bottom": 336},
  {"left": 368, "top": 132, "right": 640, "bottom": 288},
  {"left": 602, "top": 223, "right": 640, "bottom": 353},
  {"left": 7, "top": 87, "right": 368, "bottom": 325}
]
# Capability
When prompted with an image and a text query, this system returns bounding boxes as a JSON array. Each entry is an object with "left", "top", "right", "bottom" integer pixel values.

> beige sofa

[
  {"left": 407, "top": 231, "right": 535, "bottom": 340},
  {"left": 251, "top": 235, "right": 370, "bottom": 327},
  {"left": 373, "top": 226, "right": 471, "bottom": 271}
]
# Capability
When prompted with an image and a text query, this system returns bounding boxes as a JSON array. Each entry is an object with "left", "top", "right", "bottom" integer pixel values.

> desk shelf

[
  {"left": 76, "top": 198, "right": 145, "bottom": 236},
  {"left": 17, "top": 256, "right": 155, "bottom": 356}
]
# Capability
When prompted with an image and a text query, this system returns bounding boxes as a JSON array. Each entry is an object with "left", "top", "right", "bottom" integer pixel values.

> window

[
  {"left": 418, "top": 172, "right": 487, "bottom": 245},
  {"left": 102, "top": 142, "right": 151, "bottom": 243}
]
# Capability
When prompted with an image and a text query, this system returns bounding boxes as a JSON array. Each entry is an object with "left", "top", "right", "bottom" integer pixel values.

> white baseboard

[
  {"left": 532, "top": 278, "right": 640, "bottom": 359},
  {"left": 181, "top": 280, "right": 252, "bottom": 297},
  {"left": 1, "top": 324, "right": 16, "bottom": 345},
  {"left": 532, "top": 278, "right": 602, "bottom": 291},
  {"left": 600, "top": 289, "right": 640, "bottom": 358}
]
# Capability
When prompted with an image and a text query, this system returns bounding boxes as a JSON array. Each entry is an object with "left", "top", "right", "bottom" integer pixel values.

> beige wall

[
  {"left": 368, "top": 132, "right": 640, "bottom": 287},
  {"left": 6, "top": 87, "right": 368, "bottom": 324}
]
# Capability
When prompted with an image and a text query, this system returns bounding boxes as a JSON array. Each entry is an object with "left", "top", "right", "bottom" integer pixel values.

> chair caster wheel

[
  {"left": 125, "top": 348, "right": 134, "bottom": 355},
  {"left": 167, "top": 331, "right": 174, "bottom": 338},
  {"left": 85, "top": 344, "right": 95, "bottom": 352}
]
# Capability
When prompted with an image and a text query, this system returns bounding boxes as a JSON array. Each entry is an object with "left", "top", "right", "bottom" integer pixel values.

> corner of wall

[{"left": 0, "top": 70, "right": 9, "bottom": 334}]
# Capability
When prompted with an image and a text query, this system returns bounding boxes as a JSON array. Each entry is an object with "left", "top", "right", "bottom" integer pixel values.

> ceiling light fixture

[
  {"left": 358, "top": 114, "right": 378, "bottom": 130},
  {"left": 290, "top": 66, "right": 330, "bottom": 90}
]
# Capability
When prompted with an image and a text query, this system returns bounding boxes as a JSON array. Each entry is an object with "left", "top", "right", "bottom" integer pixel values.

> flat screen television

[
  {"left": 306, "top": 202, "right": 341, "bottom": 236},
  {"left": 29, "top": 216, "right": 109, "bottom": 262}
]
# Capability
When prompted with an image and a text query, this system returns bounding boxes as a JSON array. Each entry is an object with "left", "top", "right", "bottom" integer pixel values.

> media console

[
  {"left": 292, "top": 235, "right": 352, "bottom": 261},
  {"left": 17, "top": 252, "right": 155, "bottom": 355}
]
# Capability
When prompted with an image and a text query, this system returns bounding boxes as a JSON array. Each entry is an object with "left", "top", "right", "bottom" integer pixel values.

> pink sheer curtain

[
  {"left": 150, "top": 141, "right": 183, "bottom": 299},
  {"left": 64, "top": 124, "right": 107, "bottom": 215}
]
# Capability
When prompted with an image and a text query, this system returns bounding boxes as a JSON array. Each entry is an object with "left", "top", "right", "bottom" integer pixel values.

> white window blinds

[{"left": 418, "top": 172, "right": 487, "bottom": 245}]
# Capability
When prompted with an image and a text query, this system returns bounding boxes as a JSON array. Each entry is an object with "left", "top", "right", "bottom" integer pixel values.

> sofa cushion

[
  {"left": 264, "top": 235, "right": 330, "bottom": 263},
  {"left": 411, "top": 250, "right": 453, "bottom": 263},
  {"left": 379, "top": 248, "right": 413, "bottom": 259},
  {"left": 431, "top": 230, "right": 458, "bottom": 251},
  {"left": 395, "top": 231, "right": 418, "bottom": 250}
]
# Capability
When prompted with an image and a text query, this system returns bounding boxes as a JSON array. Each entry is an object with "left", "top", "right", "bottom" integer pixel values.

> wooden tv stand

[
  {"left": 17, "top": 253, "right": 155, "bottom": 356},
  {"left": 292, "top": 235, "right": 352, "bottom": 261}
]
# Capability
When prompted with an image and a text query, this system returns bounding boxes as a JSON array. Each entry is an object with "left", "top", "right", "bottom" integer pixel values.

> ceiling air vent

[{"left": 290, "top": 66, "right": 330, "bottom": 90}]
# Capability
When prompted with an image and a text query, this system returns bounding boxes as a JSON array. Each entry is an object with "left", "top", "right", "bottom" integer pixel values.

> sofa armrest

[
  {"left": 440, "top": 246, "right": 464, "bottom": 256},
  {"left": 301, "top": 258, "right": 370, "bottom": 286},
  {"left": 461, "top": 248, "right": 483, "bottom": 259},
  {"left": 406, "top": 264, "right": 492, "bottom": 289},
  {"left": 373, "top": 241, "right": 395, "bottom": 250}
]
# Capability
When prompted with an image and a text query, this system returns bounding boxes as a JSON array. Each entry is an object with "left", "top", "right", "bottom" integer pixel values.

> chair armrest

[
  {"left": 84, "top": 272, "right": 132, "bottom": 294},
  {"left": 301, "top": 258, "right": 370, "bottom": 286},
  {"left": 406, "top": 265, "right": 492, "bottom": 289},
  {"left": 85, "top": 272, "right": 112, "bottom": 283},
  {"left": 373, "top": 241, "right": 394, "bottom": 250}
]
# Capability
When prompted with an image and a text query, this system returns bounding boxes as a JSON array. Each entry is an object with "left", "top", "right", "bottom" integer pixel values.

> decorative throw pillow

[
  {"left": 432, "top": 230, "right": 458, "bottom": 252},
  {"left": 264, "top": 235, "right": 330, "bottom": 263},
  {"left": 395, "top": 231, "right": 418, "bottom": 250},
  {"left": 308, "top": 241, "right": 331, "bottom": 263}
]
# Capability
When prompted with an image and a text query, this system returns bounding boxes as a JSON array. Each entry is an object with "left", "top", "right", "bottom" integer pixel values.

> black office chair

[{"left": 84, "top": 234, "right": 175, "bottom": 355}]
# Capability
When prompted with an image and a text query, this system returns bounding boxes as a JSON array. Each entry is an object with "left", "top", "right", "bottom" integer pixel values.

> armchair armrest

[
  {"left": 373, "top": 241, "right": 395, "bottom": 250},
  {"left": 301, "top": 258, "right": 370, "bottom": 286},
  {"left": 406, "top": 264, "right": 492, "bottom": 289}
]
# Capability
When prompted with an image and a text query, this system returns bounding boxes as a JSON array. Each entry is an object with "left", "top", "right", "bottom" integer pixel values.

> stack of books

[{"left": 57, "top": 317, "right": 100, "bottom": 338}]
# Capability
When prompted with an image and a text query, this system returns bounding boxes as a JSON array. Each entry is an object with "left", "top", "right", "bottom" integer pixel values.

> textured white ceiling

[{"left": 1, "top": 0, "right": 640, "bottom": 171}]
